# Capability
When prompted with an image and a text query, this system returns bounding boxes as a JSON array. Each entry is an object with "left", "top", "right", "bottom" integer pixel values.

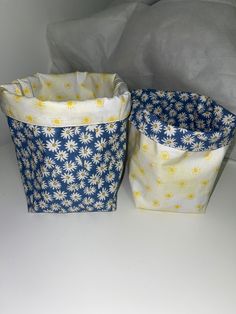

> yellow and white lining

[
  {"left": 128, "top": 125, "right": 228, "bottom": 213},
  {"left": 0, "top": 72, "right": 131, "bottom": 127}
]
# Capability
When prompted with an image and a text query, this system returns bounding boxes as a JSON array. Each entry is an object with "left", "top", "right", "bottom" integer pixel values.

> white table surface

[{"left": 0, "top": 142, "right": 236, "bottom": 314}]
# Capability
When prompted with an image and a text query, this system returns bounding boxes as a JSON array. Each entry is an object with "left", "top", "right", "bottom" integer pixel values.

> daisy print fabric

[
  {"left": 8, "top": 118, "right": 128, "bottom": 213},
  {"left": 129, "top": 89, "right": 236, "bottom": 213},
  {"left": 0, "top": 72, "right": 131, "bottom": 213}
]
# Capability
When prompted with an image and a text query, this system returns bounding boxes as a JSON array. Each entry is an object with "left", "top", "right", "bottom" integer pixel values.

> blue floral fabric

[
  {"left": 130, "top": 89, "right": 236, "bottom": 151},
  {"left": 8, "top": 117, "right": 128, "bottom": 213}
]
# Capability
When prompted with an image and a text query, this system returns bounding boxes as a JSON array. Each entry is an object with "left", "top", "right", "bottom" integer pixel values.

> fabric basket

[
  {"left": 0, "top": 72, "right": 131, "bottom": 213},
  {"left": 129, "top": 89, "right": 236, "bottom": 213}
]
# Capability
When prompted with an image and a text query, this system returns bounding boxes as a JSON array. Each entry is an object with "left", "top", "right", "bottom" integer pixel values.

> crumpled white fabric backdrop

[{"left": 47, "top": 0, "right": 236, "bottom": 160}]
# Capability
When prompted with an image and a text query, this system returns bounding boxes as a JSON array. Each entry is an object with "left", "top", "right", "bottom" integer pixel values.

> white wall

[{"left": 0, "top": 0, "right": 112, "bottom": 146}]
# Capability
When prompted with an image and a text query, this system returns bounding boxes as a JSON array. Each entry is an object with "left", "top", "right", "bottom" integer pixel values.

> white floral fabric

[
  {"left": 0, "top": 72, "right": 130, "bottom": 127},
  {"left": 129, "top": 89, "right": 236, "bottom": 213}
]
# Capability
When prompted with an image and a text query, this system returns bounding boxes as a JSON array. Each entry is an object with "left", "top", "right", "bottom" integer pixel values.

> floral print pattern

[
  {"left": 128, "top": 127, "right": 228, "bottom": 213},
  {"left": 128, "top": 89, "right": 236, "bottom": 213},
  {"left": 8, "top": 117, "right": 128, "bottom": 213},
  {"left": 130, "top": 89, "right": 236, "bottom": 152}
]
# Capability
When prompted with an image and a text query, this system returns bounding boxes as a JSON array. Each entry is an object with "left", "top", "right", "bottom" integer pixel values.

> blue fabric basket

[
  {"left": 8, "top": 118, "right": 128, "bottom": 213},
  {"left": 0, "top": 72, "right": 131, "bottom": 213}
]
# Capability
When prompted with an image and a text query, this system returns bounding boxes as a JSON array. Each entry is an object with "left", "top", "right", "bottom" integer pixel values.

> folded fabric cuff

[{"left": 0, "top": 72, "right": 131, "bottom": 127}]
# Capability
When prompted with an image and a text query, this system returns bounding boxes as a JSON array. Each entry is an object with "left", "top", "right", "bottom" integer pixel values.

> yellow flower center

[
  {"left": 23, "top": 87, "right": 30, "bottom": 95},
  {"left": 15, "top": 87, "right": 22, "bottom": 95},
  {"left": 174, "top": 204, "right": 181, "bottom": 209},
  {"left": 45, "top": 81, "right": 52, "bottom": 88},
  {"left": 52, "top": 119, "right": 62, "bottom": 125},
  {"left": 96, "top": 99, "right": 104, "bottom": 107},
  {"left": 192, "top": 167, "right": 201, "bottom": 175},
  {"left": 152, "top": 200, "right": 160, "bottom": 207},
  {"left": 201, "top": 180, "right": 209, "bottom": 186},
  {"left": 26, "top": 115, "right": 35, "bottom": 123},
  {"left": 82, "top": 117, "right": 92, "bottom": 124},
  {"left": 196, "top": 204, "right": 204, "bottom": 211},
  {"left": 160, "top": 151, "right": 169, "bottom": 160},
  {"left": 67, "top": 101, "right": 75, "bottom": 109},
  {"left": 187, "top": 193, "right": 195, "bottom": 200},
  {"left": 107, "top": 116, "right": 118, "bottom": 122},
  {"left": 14, "top": 95, "right": 22, "bottom": 102},
  {"left": 142, "top": 144, "right": 149, "bottom": 152},
  {"left": 178, "top": 180, "right": 187, "bottom": 188},
  {"left": 6, "top": 108, "right": 14, "bottom": 116},
  {"left": 133, "top": 191, "right": 141, "bottom": 198},
  {"left": 204, "top": 152, "right": 212, "bottom": 160},
  {"left": 35, "top": 100, "right": 45, "bottom": 108},
  {"left": 167, "top": 166, "right": 177, "bottom": 175},
  {"left": 120, "top": 95, "right": 126, "bottom": 105},
  {"left": 139, "top": 167, "right": 145, "bottom": 175},
  {"left": 165, "top": 192, "right": 173, "bottom": 199},
  {"left": 64, "top": 82, "right": 71, "bottom": 88}
]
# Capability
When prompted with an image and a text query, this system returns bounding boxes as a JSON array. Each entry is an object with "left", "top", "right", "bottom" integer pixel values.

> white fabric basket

[{"left": 129, "top": 89, "right": 236, "bottom": 213}]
